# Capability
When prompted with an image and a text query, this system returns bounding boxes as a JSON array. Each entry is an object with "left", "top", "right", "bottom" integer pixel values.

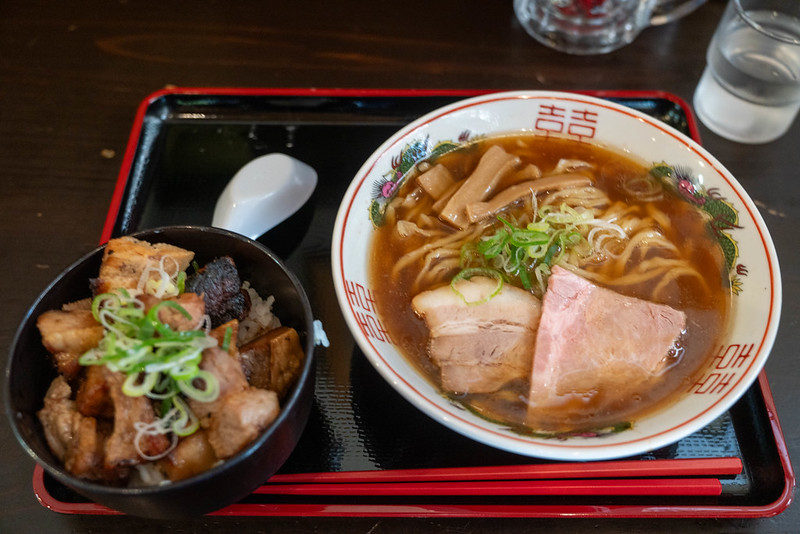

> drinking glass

[
  {"left": 513, "top": 0, "right": 707, "bottom": 55},
  {"left": 693, "top": 0, "right": 800, "bottom": 144}
]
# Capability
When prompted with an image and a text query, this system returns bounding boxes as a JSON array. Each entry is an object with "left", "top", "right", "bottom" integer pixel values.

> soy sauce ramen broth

[{"left": 369, "top": 134, "right": 731, "bottom": 434}]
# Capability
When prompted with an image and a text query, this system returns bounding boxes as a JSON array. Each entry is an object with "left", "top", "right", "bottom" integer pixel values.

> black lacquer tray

[{"left": 34, "top": 88, "right": 794, "bottom": 518}]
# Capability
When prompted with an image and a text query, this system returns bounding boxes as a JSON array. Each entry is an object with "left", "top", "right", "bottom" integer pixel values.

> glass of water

[{"left": 693, "top": 0, "right": 800, "bottom": 144}]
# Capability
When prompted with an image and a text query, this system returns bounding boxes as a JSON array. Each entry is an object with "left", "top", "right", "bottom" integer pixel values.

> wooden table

[{"left": 1, "top": 0, "right": 796, "bottom": 532}]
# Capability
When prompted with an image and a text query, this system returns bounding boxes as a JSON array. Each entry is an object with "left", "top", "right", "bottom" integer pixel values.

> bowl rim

[
  {"left": 5, "top": 225, "right": 316, "bottom": 495},
  {"left": 331, "top": 90, "right": 783, "bottom": 460}
]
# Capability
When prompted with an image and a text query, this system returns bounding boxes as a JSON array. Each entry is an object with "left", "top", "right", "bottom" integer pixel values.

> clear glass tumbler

[{"left": 693, "top": 0, "right": 800, "bottom": 144}]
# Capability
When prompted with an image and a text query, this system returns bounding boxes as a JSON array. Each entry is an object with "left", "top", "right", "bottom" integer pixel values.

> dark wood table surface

[{"left": 1, "top": 0, "right": 797, "bottom": 532}]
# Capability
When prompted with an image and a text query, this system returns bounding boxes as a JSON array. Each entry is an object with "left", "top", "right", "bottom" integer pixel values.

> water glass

[
  {"left": 694, "top": 0, "right": 800, "bottom": 144},
  {"left": 513, "top": 0, "right": 707, "bottom": 55}
]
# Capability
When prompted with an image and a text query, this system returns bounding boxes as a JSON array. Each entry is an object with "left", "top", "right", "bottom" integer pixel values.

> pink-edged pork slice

[
  {"left": 412, "top": 276, "right": 542, "bottom": 394},
  {"left": 529, "top": 265, "right": 686, "bottom": 408}
]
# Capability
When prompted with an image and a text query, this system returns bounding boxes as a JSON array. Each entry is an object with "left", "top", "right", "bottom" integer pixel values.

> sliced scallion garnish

[
  {"left": 79, "top": 288, "right": 220, "bottom": 439},
  {"left": 450, "top": 267, "right": 504, "bottom": 305},
  {"left": 455, "top": 203, "right": 602, "bottom": 297}
]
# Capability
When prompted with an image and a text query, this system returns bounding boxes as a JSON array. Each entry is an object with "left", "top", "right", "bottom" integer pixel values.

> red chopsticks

[
  {"left": 257, "top": 457, "right": 742, "bottom": 497},
  {"left": 254, "top": 478, "right": 723, "bottom": 496},
  {"left": 267, "top": 457, "right": 742, "bottom": 483}
]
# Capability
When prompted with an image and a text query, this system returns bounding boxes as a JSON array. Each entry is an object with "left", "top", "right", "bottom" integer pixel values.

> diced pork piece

[
  {"left": 103, "top": 367, "right": 171, "bottom": 468},
  {"left": 51, "top": 351, "right": 85, "bottom": 382},
  {"left": 189, "top": 346, "right": 280, "bottom": 459},
  {"left": 438, "top": 145, "right": 521, "bottom": 229},
  {"left": 529, "top": 266, "right": 686, "bottom": 408},
  {"left": 36, "top": 306, "right": 104, "bottom": 380},
  {"left": 209, "top": 319, "right": 240, "bottom": 359},
  {"left": 75, "top": 365, "right": 114, "bottom": 418},
  {"left": 139, "top": 292, "right": 206, "bottom": 331},
  {"left": 412, "top": 277, "right": 542, "bottom": 394},
  {"left": 185, "top": 256, "right": 250, "bottom": 327},
  {"left": 64, "top": 416, "right": 112, "bottom": 482},
  {"left": 38, "top": 376, "right": 82, "bottom": 462},
  {"left": 38, "top": 376, "right": 124, "bottom": 482},
  {"left": 158, "top": 430, "right": 219, "bottom": 482},
  {"left": 189, "top": 346, "right": 250, "bottom": 425},
  {"left": 61, "top": 298, "right": 93, "bottom": 312},
  {"left": 206, "top": 387, "right": 280, "bottom": 458},
  {"left": 92, "top": 236, "right": 194, "bottom": 295},
  {"left": 240, "top": 326, "right": 305, "bottom": 399}
]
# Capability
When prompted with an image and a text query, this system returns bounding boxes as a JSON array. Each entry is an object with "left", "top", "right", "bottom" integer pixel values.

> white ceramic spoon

[{"left": 212, "top": 153, "right": 317, "bottom": 239}]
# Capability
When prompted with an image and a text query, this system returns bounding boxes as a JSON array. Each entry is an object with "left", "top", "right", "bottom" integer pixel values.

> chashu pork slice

[
  {"left": 530, "top": 266, "right": 686, "bottom": 408},
  {"left": 412, "top": 276, "right": 542, "bottom": 394}
]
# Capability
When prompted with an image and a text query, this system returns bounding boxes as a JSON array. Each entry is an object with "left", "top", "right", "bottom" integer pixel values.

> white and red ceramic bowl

[{"left": 331, "top": 91, "right": 782, "bottom": 461}]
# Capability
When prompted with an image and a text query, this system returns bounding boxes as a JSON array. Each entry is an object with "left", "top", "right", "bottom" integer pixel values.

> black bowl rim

[{"left": 5, "top": 225, "right": 316, "bottom": 496}]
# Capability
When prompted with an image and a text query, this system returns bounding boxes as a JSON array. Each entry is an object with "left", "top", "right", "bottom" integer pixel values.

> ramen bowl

[
  {"left": 5, "top": 226, "right": 316, "bottom": 517},
  {"left": 331, "top": 90, "right": 781, "bottom": 461}
]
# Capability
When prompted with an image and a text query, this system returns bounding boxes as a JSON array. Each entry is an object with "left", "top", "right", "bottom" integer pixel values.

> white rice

[{"left": 238, "top": 281, "right": 281, "bottom": 344}]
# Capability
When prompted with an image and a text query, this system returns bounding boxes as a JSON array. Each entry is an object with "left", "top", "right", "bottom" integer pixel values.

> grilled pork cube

[
  {"left": 75, "top": 365, "right": 114, "bottom": 418},
  {"left": 185, "top": 256, "right": 250, "bottom": 327},
  {"left": 209, "top": 319, "right": 240, "bottom": 359},
  {"left": 189, "top": 346, "right": 250, "bottom": 425},
  {"left": 207, "top": 387, "right": 280, "bottom": 458},
  {"left": 530, "top": 266, "right": 686, "bottom": 408},
  {"left": 158, "top": 430, "right": 219, "bottom": 482},
  {"left": 38, "top": 376, "right": 82, "bottom": 462},
  {"left": 240, "top": 326, "right": 304, "bottom": 399},
  {"left": 190, "top": 346, "right": 281, "bottom": 459},
  {"left": 65, "top": 416, "right": 115, "bottom": 482},
  {"left": 102, "top": 367, "right": 171, "bottom": 469},
  {"left": 51, "top": 351, "right": 85, "bottom": 382},
  {"left": 38, "top": 376, "right": 124, "bottom": 482},
  {"left": 36, "top": 303, "right": 104, "bottom": 380},
  {"left": 92, "top": 236, "right": 194, "bottom": 295},
  {"left": 138, "top": 292, "right": 206, "bottom": 332},
  {"left": 412, "top": 276, "right": 542, "bottom": 394},
  {"left": 61, "top": 298, "right": 93, "bottom": 312}
]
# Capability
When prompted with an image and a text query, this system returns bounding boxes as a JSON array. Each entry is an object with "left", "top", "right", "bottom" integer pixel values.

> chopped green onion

[
  {"left": 450, "top": 268, "right": 504, "bottom": 305},
  {"left": 518, "top": 263, "right": 532, "bottom": 290},
  {"left": 221, "top": 326, "right": 233, "bottom": 351},
  {"left": 543, "top": 241, "right": 560, "bottom": 265},
  {"left": 170, "top": 396, "right": 199, "bottom": 436},
  {"left": 455, "top": 203, "right": 601, "bottom": 297},
  {"left": 122, "top": 371, "right": 160, "bottom": 397},
  {"left": 510, "top": 229, "right": 549, "bottom": 247},
  {"left": 476, "top": 229, "right": 508, "bottom": 258},
  {"left": 177, "top": 370, "right": 219, "bottom": 403},
  {"left": 176, "top": 271, "right": 186, "bottom": 294},
  {"left": 79, "top": 287, "right": 220, "bottom": 439}
]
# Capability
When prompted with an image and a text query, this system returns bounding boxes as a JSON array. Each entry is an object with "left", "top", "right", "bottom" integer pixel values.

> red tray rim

[{"left": 36, "top": 87, "right": 794, "bottom": 519}]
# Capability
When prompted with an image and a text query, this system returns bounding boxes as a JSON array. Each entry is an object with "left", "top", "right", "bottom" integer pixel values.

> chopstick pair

[
  {"left": 255, "top": 478, "right": 722, "bottom": 497},
  {"left": 256, "top": 457, "right": 743, "bottom": 497}
]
